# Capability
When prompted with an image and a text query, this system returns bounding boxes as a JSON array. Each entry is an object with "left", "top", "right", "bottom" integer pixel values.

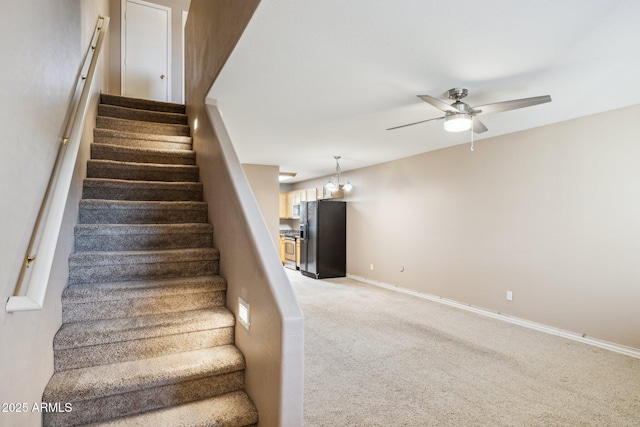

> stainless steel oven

[{"left": 284, "top": 236, "right": 296, "bottom": 270}]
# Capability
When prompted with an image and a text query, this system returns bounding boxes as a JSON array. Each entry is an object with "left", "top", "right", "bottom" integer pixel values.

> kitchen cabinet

[
  {"left": 316, "top": 186, "right": 343, "bottom": 200},
  {"left": 285, "top": 192, "right": 294, "bottom": 218},
  {"left": 306, "top": 188, "right": 317, "bottom": 201},
  {"left": 291, "top": 189, "right": 304, "bottom": 204},
  {"left": 279, "top": 193, "right": 288, "bottom": 219},
  {"left": 280, "top": 189, "right": 306, "bottom": 219},
  {"left": 280, "top": 186, "right": 346, "bottom": 219}
]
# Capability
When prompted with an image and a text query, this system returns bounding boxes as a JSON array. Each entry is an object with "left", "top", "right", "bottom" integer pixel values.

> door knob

[{"left": 160, "top": 74, "right": 165, "bottom": 79}]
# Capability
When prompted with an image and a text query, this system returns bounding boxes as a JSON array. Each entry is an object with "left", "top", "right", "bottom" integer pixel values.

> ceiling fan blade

[
  {"left": 470, "top": 95, "right": 551, "bottom": 115},
  {"left": 387, "top": 116, "right": 444, "bottom": 131},
  {"left": 472, "top": 117, "right": 488, "bottom": 134},
  {"left": 417, "top": 95, "right": 462, "bottom": 114}
]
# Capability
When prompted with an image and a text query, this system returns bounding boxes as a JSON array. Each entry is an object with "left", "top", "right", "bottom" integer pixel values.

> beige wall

[
  {"left": 243, "top": 164, "right": 280, "bottom": 248},
  {"left": 296, "top": 105, "right": 640, "bottom": 350},
  {"left": 108, "top": 0, "right": 190, "bottom": 103},
  {"left": 186, "top": 2, "right": 304, "bottom": 426},
  {"left": 0, "top": 2, "right": 111, "bottom": 425}
]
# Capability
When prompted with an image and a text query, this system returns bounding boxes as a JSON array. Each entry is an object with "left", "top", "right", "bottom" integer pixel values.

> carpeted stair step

[
  {"left": 54, "top": 307, "right": 235, "bottom": 371},
  {"left": 94, "top": 128, "right": 192, "bottom": 150},
  {"left": 83, "top": 178, "right": 203, "bottom": 201},
  {"left": 87, "top": 159, "right": 200, "bottom": 182},
  {"left": 68, "top": 247, "right": 220, "bottom": 285},
  {"left": 100, "top": 93, "right": 186, "bottom": 114},
  {"left": 62, "top": 275, "right": 227, "bottom": 322},
  {"left": 91, "top": 143, "right": 195, "bottom": 165},
  {"left": 98, "top": 104, "right": 188, "bottom": 125},
  {"left": 97, "top": 116, "right": 190, "bottom": 137},
  {"left": 88, "top": 390, "right": 258, "bottom": 427},
  {"left": 78, "top": 200, "right": 209, "bottom": 224},
  {"left": 75, "top": 223, "right": 213, "bottom": 251},
  {"left": 42, "top": 346, "right": 247, "bottom": 426},
  {"left": 43, "top": 94, "right": 257, "bottom": 427}
]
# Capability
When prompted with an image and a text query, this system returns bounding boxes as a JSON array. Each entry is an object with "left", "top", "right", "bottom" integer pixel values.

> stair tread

[
  {"left": 75, "top": 223, "right": 213, "bottom": 236},
  {"left": 87, "top": 160, "right": 200, "bottom": 182},
  {"left": 91, "top": 143, "right": 195, "bottom": 157},
  {"left": 79, "top": 199, "right": 207, "bottom": 210},
  {"left": 88, "top": 159, "right": 199, "bottom": 171},
  {"left": 83, "top": 177, "right": 204, "bottom": 200},
  {"left": 83, "top": 179, "right": 204, "bottom": 202},
  {"left": 94, "top": 128, "right": 192, "bottom": 144},
  {"left": 54, "top": 307, "right": 235, "bottom": 350},
  {"left": 97, "top": 116, "right": 190, "bottom": 137},
  {"left": 98, "top": 104, "right": 188, "bottom": 125},
  {"left": 84, "top": 177, "right": 202, "bottom": 187},
  {"left": 100, "top": 94, "right": 186, "bottom": 114},
  {"left": 87, "top": 390, "right": 258, "bottom": 427},
  {"left": 69, "top": 247, "right": 220, "bottom": 266},
  {"left": 78, "top": 200, "right": 209, "bottom": 225},
  {"left": 97, "top": 115, "right": 190, "bottom": 130},
  {"left": 63, "top": 275, "right": 227, "bottom": 302},
  {"left": 79, "top": 201, "right": 208, "bottom": 224},
  {"left": 43, "top": 345, "right": 245, "bottom": 402}
]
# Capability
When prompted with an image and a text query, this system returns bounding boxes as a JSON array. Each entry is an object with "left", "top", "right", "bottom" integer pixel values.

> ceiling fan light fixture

[{"left": 443, "top": 113, "right": 472, "bottom": 132}]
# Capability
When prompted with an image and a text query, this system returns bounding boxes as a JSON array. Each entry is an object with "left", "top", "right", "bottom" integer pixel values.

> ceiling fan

[{"left": 388, "top": 88, "right": 551, "bottom": 133}]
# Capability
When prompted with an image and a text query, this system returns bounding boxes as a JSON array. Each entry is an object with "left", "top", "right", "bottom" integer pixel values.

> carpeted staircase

[{"left": 42, "top": 94, "right": 258, "bottom": 426}]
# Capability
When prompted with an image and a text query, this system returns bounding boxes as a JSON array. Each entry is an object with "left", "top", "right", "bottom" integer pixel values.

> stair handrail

[{"left": 6, "top": 16, "right": 110, "bottom": 312}]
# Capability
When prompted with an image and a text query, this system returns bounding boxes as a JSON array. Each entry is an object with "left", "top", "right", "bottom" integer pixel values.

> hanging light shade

[{"left": 325, "top": 156, "right": 353, "bottom": 193}]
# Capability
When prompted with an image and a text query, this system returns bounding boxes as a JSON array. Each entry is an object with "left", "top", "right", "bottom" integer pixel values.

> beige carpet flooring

[{"left": 287, "top": 270, "right": 640, "bottom": 427}]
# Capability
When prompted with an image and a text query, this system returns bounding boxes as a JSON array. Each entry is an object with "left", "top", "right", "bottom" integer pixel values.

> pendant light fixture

[{"left": 325, "top": 156, "right": 352, "bottom": 192}]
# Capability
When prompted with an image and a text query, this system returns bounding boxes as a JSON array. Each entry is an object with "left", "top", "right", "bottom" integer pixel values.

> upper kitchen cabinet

[
  {"left": 306, "top": 188, "right": 317, "bottom": 201},
  {"left": 280, "top": 189, "right": 306, "bottom": 219},
  {"left": 280, "top": 186, "right": 343, "bottom": 219},
  {"left": 316, "top": 186, "right": 344, "bottom": 200},
  {"left": 279, "top": 193, "right": 288, "bottom": 219}
]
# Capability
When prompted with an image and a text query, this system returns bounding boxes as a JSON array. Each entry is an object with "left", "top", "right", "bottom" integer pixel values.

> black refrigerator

[{"left": 299, "top": 201, "right": 346, "bottom": 279}]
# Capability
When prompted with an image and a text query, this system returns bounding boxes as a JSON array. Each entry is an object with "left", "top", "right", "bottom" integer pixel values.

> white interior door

[{"left": 122, "top": 0, "right": 171, "bottom": 102}]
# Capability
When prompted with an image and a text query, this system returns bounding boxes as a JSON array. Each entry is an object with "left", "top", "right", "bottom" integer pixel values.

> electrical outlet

[
  {"left": 506, "top": 291, "right": 513, "bottom": 301},
  {"left": 370, "top": 264, "right": 374, "bottom": 271}
]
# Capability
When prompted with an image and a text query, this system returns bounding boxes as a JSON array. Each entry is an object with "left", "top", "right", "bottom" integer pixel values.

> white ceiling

[{"left": 209, "top": 0, "right": 640, "bottom": 183}]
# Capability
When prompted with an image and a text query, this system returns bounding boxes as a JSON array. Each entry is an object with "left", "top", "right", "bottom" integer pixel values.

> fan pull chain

[{"left": 470, "top": 122, "right": 474, "bottom": 151}]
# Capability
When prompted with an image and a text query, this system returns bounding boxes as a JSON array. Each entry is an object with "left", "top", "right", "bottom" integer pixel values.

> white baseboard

[{"left": 347, "top": 274, "right": 640, "bottom": 360}]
